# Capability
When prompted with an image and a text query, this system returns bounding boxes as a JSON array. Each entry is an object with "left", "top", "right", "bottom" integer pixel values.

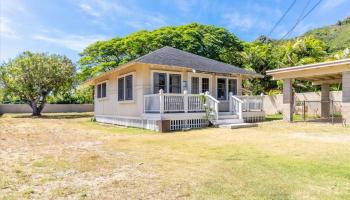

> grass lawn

[{"left": 1, "top": 113, "right": 350, "bottom": 199}]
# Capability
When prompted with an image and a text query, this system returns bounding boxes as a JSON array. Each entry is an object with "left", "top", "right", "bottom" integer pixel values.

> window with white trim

[
  {"left": 190, "top": 76, "right": 210, "bottom": 94},
  {"left": 118, "top": 74, "right": 134, "bottom": 101},
  {"left": 153, "top": 71, "right": 182, "bottom": 94},
  {"left": 96, "top": 82, "right": 107, "bottom": 99},
  {"left": 216, "top": 77, "right": 238, "bottom": 100}
]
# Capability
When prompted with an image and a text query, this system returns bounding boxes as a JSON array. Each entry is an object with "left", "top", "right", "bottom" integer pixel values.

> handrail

[
  {"left": 231, "top": 95, "right": 243, "bottom": 103},
  {"left": 229, "top": 92, "right": 243, "bottom": 120},
  {"left": 205, "top": 94, "right": 220, "bottom": 103}
]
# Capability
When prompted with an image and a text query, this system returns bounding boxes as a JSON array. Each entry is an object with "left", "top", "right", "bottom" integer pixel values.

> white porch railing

[
  {"left": 236, "top": 95, "right": 264, "bottom": 112},
  {"left": 229, "top": 92, "right": 243, "bottom": 120},
  {"left": 144, "top": 90, "right": 209, "bottom": 114},
  {"left": 204, "top": 92, "right": 220, "bottom": 121}
]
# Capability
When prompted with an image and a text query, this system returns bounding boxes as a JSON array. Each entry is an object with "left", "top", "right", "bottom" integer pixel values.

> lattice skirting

[
  {"left": 170, "top": 119, "right": 209, "bottom": 131},
  {"left": 95, "top": 115, "right": 159, "bottom": 131},
  {"left": 244, "top": 116, "right": 265, "bottom": 123}
]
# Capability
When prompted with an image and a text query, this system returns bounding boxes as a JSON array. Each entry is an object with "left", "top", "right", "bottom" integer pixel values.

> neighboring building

[
  {"left": 84, "top": 46, "right": 265, "bottom": 132},
  {"left": 267, "top": 58, "right": 350, "bottom": 125}
]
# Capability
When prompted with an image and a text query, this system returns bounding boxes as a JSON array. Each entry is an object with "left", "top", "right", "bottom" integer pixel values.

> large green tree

[
  {"left": 0, "top": 52, "right": 75, "bottom": 116},
  {"left": 78, "top": 23, "right": 245, "bottom": 81}
]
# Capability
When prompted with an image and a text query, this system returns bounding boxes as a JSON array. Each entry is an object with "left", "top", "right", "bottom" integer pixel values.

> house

[{"left": 84, "top": 46, "right": 265, "bottom": 132}]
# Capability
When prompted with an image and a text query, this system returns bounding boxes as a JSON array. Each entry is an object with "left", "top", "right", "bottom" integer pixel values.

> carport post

[
  {"left": 342, "top": 71, "right": 350, "bottom": 125},
  {"left": 283, "top": 78, "right": 293, "bottom": 122},
  {"left": 321, "top": 84, "right": 330, "bottom": 118}
]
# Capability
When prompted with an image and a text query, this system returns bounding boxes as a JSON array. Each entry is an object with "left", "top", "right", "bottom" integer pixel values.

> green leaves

[
  {"left": 78, "top": 23, "right": 245, "bottom": 82},
  {"left": 0, "top": 52, "right": 75, "bottom": 115}
]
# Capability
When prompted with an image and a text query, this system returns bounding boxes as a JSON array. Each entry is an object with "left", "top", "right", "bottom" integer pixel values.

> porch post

[
  {"left": 229, "top": 92, "right": 233, "bottom": 113},
  {"left": 237, "top": 77, "right": 242, "bottom": 96},
  {"left": 321, "top": 84, "right": 330, "bottom": 118},
  {"left": 184, "top": 90, "right": 188, "bottom": 113},
  {"left": 283, "top": 78, "right": 294, "bottom": 122},
  {"left": 342, "top": 72, "right": 350, "bottom": 125},
  {"left": 159, "top": 89, "right": 164, "bottom": 114}
]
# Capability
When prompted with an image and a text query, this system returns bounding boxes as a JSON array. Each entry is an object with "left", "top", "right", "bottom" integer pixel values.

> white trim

[
  {"left": 187, "top": 72, "right": 213, "bottom": 94},
  {"left": 215, "top": 76, "right": 238, "bottom": 100},
  {"left": 117, "top": 72, "right": 136, "bottom": 102},
  {"left": 96, "top": 80, "right": 108, "bottom": 100},
  {"left": 150, "top": 70, "right": 183, "bottom": 94}
]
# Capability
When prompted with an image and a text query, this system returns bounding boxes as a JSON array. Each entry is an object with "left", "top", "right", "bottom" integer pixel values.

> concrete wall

[
  {"left": 263, "top": 91, "right": 343, "bottom": 115},
  {"left": 0, "top": 104, "right": 93, "bottom": 114}
]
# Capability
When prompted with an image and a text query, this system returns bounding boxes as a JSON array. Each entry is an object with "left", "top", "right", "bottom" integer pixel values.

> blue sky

[{"left": 1, "top": 0, "right": 349, "bottom": 62}]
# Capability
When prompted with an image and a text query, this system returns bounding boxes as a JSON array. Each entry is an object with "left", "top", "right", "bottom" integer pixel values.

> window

[
  {"left": 125, "top": 75, "right": 133, "bottom": 100},
  {"left": 153, "top": 72, "right": 182, "bottom": 94},
  {"left": 191, "top": 77, "right": 199, "bottom": 94},
  {"left": 118, "top": 74, "right": 134, "bottom": 101},
  {"left": 153, "top": 72, "right": 167, "bottom": 93},
  {"left": 96, "top": 82, "right": 107, "bottom": 99},
  {"left": 228, "top": 79, "right": 237, "bottom": 95},
  {"left": 217, "top": 78, "right": 226, "bottom": 100},
  {"left": 202, "top": 78, "right": 209, "bottom": 93},
  {"left": 118, "top": 77, "right": 124, "bottom": 101},
  {"left": 169, "top": 74, "right": 181, "bottom": 93}
]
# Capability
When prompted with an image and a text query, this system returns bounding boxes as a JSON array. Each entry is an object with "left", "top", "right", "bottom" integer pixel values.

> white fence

[{"left": 0, "top": 104, "right": 93, "bottom": 114}]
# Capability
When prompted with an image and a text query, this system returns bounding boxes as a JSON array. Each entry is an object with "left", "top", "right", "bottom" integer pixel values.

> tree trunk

[{"left": 29, "top": 98, "right": 46, "bottom": 117}]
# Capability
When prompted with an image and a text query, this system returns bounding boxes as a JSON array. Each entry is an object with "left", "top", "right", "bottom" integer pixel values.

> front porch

[{"left": 143, "top": 89, "right": 265, "bottom": 127}]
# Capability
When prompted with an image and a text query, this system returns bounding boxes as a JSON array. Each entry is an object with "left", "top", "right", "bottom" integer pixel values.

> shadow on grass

[{"left": 12, "top": 113, "right": 93, "bottom": 119}]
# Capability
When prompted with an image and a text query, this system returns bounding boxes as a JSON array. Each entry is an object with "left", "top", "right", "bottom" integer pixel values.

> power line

[
  {"left": 267, "top": 0, "right": 297, "bottom": 37},
  {"left": 281, "top": 0, "right": 312, "bottom": 39},
  {"left": 280, "top": 0, "right": 323, "bottom": 40}
]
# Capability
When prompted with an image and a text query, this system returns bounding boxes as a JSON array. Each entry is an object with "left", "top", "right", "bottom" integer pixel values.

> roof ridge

[{"left": 137, "top": 46, "right": 256, "bottom": 74}]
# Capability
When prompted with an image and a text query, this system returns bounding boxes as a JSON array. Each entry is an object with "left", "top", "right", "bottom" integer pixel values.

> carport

[{"left": 267, "top": 59, "right": 350, "bottom": 124}]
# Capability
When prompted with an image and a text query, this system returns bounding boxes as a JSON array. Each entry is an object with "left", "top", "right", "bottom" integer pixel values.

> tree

[
  {"left": 78, "top": 23, "right": 245, "bottom": 81},
  {"left": 0, "top": 52, "right": 75, "bottom": 116}
]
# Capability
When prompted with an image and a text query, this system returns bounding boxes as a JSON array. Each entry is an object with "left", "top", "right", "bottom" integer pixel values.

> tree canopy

[
  {"left": 78, "top": 23, "right": 244, "bottom": 81},
  {"left": 0, "top": 52, "right": 76, "bottom": 116}
]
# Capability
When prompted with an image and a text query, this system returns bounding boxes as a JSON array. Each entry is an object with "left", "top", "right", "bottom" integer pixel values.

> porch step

[
  {"left": 218, "top": 115, "right": 239, "bottom": 120},
  {"left": 215, "top": 118, "right": 244, "bottom": 125},
  {"left": 219, "top": 123, "right": 258, "bottom": 129}
]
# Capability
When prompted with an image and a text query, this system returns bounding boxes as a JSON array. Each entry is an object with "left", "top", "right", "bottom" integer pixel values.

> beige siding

[{"left": 94, "top": 63, "right": 246, "bottom": 118}]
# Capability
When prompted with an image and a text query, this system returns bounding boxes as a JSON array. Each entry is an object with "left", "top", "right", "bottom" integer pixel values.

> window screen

[
  {"left": 191, "top": 77, "right": 199, "bottom": 94},
  {"left": 153, "top": 72, "right": 167, "bottom": 93},
  {"left": 118, "top": 77, "right": 124, "bottom": 101},
  {"left": 228, "top": 79, "right": 237, "bottom": 95},
  {"left": 202, "top": 78, "right": 209, "bottom": 93},
  {"left": 217, "top": 78, "right": 226, "bottom": 100},
  {"left": 169, "top": 74, "right": 181, "bottom": 93},
  {"left": 101, "top": 83, "right": 107, "bottom": 98},
  {"left": 125, "top": 75, "right": 133, "bottom": 100}
]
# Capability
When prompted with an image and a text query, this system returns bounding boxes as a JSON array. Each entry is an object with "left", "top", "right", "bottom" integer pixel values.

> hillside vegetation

[{"left": 303, "top": 16, "right": 350, "bottom": 51}]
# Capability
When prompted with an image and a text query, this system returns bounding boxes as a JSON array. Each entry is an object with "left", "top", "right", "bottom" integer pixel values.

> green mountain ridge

[{"left": 301, "top": 16, "right": 350, "bottom": 51}]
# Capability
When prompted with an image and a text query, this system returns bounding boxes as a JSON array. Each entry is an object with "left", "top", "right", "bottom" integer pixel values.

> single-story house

[{"left": 84, "top": 46, "right": 265, "bottom": 132}]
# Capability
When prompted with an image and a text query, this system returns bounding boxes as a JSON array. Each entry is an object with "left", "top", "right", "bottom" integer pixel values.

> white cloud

[
  {"left": 224, "top": 13, "right": 254, "bottom": 30},
  {"left": 33, "top": 33, "right": 108, "bottom": 51},
  {"left": 0, "top": 17, "right": 19, "bottom": 39},
  {"left": 78, "top": 0, "right": 168, "bottom": 30},
  {"left": 320, "top": 0, "right": 347, "bottom": 10},
  {"left": 79, "top": 3, "right": 100, "bottom": 17}
]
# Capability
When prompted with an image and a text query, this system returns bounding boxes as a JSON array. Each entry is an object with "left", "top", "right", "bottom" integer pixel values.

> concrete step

[
  {"left": 215, "top": 118, "right": 244, "bottom": 125},
  {"left": 219, "top": 123, "right": 258, "bottom": 129},
  {"left": 218, "top": 115, "right": 239, "bottom": 120}
]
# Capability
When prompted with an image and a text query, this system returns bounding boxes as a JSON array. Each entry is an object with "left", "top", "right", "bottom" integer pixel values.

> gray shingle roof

[{"left": 134, "top": 46, "right": 259, "bottom": 76}]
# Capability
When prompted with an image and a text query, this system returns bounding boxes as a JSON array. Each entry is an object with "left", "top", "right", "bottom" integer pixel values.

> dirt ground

[{"left": 1, "top": 113, "right": 350, "bottom": 199}]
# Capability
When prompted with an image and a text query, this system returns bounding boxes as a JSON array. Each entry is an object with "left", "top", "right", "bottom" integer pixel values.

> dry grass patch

[{"left": 1, "top": 113, "right": 350, "bottom": 199}]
